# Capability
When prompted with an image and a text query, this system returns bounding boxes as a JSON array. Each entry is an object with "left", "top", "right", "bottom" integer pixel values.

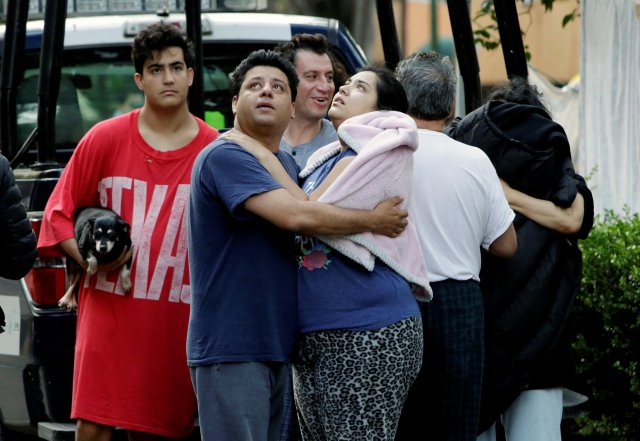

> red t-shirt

[{"left": 38, "top": 110, "right": 217, "bottom": 437}]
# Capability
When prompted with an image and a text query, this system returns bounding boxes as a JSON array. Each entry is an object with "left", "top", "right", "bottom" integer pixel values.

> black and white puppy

[{"left": 58, "top": 207, "right": 132, "bottom": 310}]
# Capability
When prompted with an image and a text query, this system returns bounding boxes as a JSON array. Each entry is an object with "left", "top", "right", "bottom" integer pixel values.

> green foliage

[
  {"left": 473, "top": 2, "right": 504, "bottom": 51},
  {"left": 569, "top": 209, "right": 640, "bottom": 440},
  {"left": 472, "top": 0, "right": 580, "bottom": 61}
]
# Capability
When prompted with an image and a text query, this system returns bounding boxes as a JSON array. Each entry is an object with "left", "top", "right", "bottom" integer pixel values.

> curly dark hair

[
  {"left": 274, "top": 33, "right": 330, "bottom": 63},
  {"left": 131, "top": 22, "right": 195, "bottom": 74},
  {"left": 274, "top": 33, "right": 347, "bottom": 91},
  {"left": 230, "top": 49, "right": 299, "bottom": 102}
]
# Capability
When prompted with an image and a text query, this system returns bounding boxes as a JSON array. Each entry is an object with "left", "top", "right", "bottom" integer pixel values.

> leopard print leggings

[{"left": 293, "top": 317, "right": 423, "bottom": 441}]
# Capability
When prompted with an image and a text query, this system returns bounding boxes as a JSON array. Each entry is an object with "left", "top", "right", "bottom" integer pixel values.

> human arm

[
  {"left": 0, "top": 156, "right": 37, "bottom": 280},
  {"left": 59, "top": 238, "right": 89, "bottom": 269},
  {"left": 501, "top": 179, "right": 585, "bottom": 235},
  {"left": 219, "top": 129, "right": 308, "bottom": 201},
  {"left": 488, "top": 223, "right": 517, "bottom": 257},
  {"left": 300, "top": 144, "right": 406, "bottom": 234},
  {"left": 59, "top": 237, "right": 132, "bottom": 272},
  {"left": 244, "top": 189, "right": 407, "bottom": 237},
  {"left": 205, "top": 143, "right": 408, "bottom": 237}
]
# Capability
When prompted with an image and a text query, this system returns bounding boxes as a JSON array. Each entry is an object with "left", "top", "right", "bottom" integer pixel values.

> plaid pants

[{"left": 396, "top": 279, "right": 484, "bottom": 441}]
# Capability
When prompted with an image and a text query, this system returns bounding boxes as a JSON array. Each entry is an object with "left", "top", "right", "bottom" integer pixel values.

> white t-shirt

[{"left": 411, "top": 129, "right": 514, "bottom": 282}]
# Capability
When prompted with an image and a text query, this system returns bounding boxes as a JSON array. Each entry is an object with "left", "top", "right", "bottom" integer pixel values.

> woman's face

[{"left": 328, "top": 70, "right": 378, "bottom": 128}]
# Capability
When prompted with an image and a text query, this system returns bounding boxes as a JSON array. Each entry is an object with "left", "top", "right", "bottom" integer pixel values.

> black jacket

[
  {"left": 446, "top": 101, "right": 594, "bottom": 432},
  {"left": 0, "top": 154, "right": 37, "bottom": 280}
]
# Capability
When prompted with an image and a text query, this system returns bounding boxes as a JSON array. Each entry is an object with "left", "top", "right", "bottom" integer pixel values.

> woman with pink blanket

[{"left": 292, "top": 66, "right": 429, "bottom": 441}]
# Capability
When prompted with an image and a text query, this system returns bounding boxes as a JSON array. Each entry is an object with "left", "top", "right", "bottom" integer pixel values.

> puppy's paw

[
  {"left": 59, "top": 269, "right": 81, "bottom": 311},
  {"left": 120, "top": 266, "right": 132, "bottom": 292},
  {"left": 58, "top": 290, "right": 78, "bottom": 311},
  {"left": 86, "top": 255, "right": 98, "bottom": 275}
]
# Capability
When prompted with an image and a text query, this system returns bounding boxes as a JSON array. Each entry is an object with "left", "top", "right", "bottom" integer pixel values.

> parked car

[{"left": 0, "top": 5, "right": 367, "bottom": 440}]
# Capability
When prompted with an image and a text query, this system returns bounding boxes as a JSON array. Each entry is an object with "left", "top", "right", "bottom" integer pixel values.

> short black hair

[
  {"left": 358, "top": 65, "right": 408, "bottom": 113},
  {"left": 131, "top": 22, "right": 194, "bottom": 74},
  {"left": 230, "top": 49, "right": 299, "bottom": 102}
]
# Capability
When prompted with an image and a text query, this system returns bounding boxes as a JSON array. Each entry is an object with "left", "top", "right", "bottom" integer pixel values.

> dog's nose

[{"left": 98, "top": 242, "right": 108, "bottom": 253}]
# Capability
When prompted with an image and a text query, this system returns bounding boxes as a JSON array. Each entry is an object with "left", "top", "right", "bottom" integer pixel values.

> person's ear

[
  {"left": 231, "top": 96, "right": 238, "bottom": 115},
  {"left": 133, "top": 72, "right": 144, "bottom": 91},
  {"left": 187, "top": 67, "right": 194, "bottom": 86},
  {"left": 445, "top": 103, "right": 456, "bottom": 124}
]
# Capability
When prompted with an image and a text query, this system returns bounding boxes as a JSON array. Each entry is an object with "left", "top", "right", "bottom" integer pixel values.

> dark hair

[
  {"left": 487, "top": 76, "right": 550, "bottom": 113},
  {"left": 230, "top": 49, "right": 299, "bottom": 102},
  {"left": 274, "top": 33, "right": 330, "bottom": 63},
  {"left": 358, "top": 65, "right": 408, "bottom": 113},
  {"left": 131, "top": 22, "right": 195, "bottom": 74},
  {"left": 274, "top": 33, "right": 347, "bottom": 91},
  {"left": 395, "top": 51, "right": 456, "bottom": 121}
]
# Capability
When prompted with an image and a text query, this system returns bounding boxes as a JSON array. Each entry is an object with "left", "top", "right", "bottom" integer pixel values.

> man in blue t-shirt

[{"left": 187, "top": 49, "right": 409, "bottom": 441}]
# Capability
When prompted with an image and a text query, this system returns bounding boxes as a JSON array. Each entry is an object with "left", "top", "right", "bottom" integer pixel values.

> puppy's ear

[
  {"left": 118, "top": 218, "right": 130, "bottom": 234},
  {"left": 88, "top": 218, "right": 96, "bottom": 229}
]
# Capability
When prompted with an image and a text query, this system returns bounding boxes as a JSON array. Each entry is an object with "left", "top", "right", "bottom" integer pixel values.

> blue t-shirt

[
  {"left": 297, "top": 148, "right": 419, "bottom": 333},
  {"left": 187, "top": 140, "right": 300, "bottom": 365}
]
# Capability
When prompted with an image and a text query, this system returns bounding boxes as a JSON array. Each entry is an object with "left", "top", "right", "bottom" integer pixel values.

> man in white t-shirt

[{"left": 394, "top": 51, "right": 517, "bottom": 441}]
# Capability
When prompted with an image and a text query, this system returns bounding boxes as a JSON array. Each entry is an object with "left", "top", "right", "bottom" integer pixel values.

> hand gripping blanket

[{"left": 300, "top": 110, "right": 432, "bottom": 301}]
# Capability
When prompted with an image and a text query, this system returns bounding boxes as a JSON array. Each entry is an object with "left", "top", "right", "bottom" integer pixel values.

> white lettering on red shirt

[{"left": 89, "top": 177, "right": 190, "bottom": 303}]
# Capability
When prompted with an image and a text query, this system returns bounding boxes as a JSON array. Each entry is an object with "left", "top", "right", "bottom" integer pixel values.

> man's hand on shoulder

[
  {"left": 219, "top": 129, "right": 270, "bottom": 161},
  {"left": 370, "top": 196, "right": 408, "bottom": 238}
]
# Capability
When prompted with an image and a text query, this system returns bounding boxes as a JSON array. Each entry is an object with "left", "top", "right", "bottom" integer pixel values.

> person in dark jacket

[
  {"left": 0, "top": 153, "right": 37, "bottom": 333},
  {"left": 446, "top": 77, "right": 594, "bottom": 441}
]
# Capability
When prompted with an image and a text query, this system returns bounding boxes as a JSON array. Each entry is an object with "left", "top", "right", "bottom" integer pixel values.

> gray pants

[{"left": 191, "top": 361, "right": 288, "bottom": 441}]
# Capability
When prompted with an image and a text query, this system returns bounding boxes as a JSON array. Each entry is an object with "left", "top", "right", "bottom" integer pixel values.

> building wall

[{"left": 376, "top": 0, "right": 580, "bottom": 85}]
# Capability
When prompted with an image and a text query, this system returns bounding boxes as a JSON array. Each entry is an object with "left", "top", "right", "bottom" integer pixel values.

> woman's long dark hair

[{"left": 358, "top": 65, "right": 408, "bottom": 113}]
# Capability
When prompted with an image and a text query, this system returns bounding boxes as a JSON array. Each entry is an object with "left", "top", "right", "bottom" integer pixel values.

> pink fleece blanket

[{"left": 301, "top": 110, "right": 432, "bottom": 301}]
